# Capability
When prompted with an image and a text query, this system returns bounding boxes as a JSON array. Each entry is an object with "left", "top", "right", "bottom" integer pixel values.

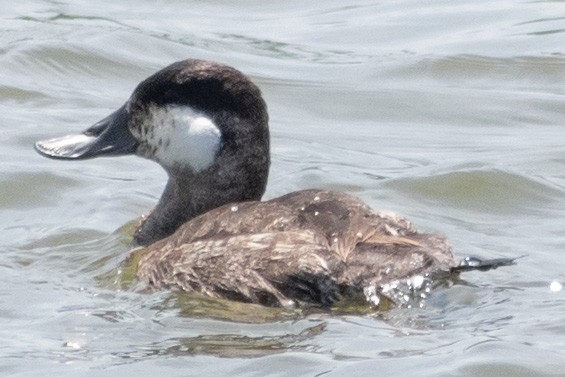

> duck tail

[{"left": 450, "top": 255, "right": 524, "bottom": 273}]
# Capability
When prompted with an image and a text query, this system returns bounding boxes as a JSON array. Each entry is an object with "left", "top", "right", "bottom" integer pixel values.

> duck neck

[
  {"left": 133, "top": 163, "right": 268, "bottom": 246},
  {"left": 132, "top": 179, "right": 184, "bottom": 246},
  {"left": 132, "top": 173, "right": 213, "bottom": 246}
]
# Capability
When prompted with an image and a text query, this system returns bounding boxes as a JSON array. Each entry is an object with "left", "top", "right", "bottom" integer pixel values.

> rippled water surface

[{"left": 1, "top": 1, "right": 565, "bottom": 376}]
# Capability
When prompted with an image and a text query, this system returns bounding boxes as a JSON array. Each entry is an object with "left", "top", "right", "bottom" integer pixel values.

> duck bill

[{"left": 34, "top": 103, "right": 137, "bottom": 160}]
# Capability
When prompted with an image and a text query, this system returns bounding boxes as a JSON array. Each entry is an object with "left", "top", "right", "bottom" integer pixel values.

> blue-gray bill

[{"left": 34, "top": 103, "right": 137, "bottom": 160}]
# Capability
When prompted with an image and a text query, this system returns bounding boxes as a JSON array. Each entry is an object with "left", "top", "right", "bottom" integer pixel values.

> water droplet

[
  {"left": 550, "top": 281, "right": 562, "bottom": 292},
  {"left": 333, "top": 237, "right": 339, "bottom": 244},
  {"left": 314, "top": 211, "right": 319, "bottom": 216},
  {"left": 363, "top": 284, "right": 380, "bottom": 307},
  {"left": 64, "top": 341, "right": 81, "bottom": 349},
  {"left": 411, "top": 275, "right": 424, "bottom": 290},
  {"left": 459, "top": 256, "right": 482, "bottom": 268},
  {"left": 313, "top": 196, "right": 320, "bottom": 201},
  {"left": 231, "top": 205, "right": 239, "bottom": 212},
  {"left": 356, "top": 232, "right": 363, "bottom": 238}
]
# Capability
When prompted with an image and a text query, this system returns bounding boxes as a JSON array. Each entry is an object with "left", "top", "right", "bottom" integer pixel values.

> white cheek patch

[{"left": 146, "top": 106, "right": 222, "bottom": 172}]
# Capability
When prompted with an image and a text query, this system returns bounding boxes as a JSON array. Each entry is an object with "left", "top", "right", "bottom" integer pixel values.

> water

[{"left": 1, "top": 0, "right": 565, "bottom": 375}]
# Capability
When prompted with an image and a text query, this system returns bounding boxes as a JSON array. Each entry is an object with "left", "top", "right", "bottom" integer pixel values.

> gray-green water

[{"left": 2, "top": 1, "right": 565, "bottom": 376}]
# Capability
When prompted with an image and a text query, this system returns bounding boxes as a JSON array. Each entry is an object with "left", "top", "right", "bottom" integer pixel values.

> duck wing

[{"left": 136, "top": 189, "right": 455, "bottom": 307}]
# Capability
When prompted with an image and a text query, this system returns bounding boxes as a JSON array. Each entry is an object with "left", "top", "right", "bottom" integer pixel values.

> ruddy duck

[{"left": 35, "top": 59, "right": 513, "bottom": 308}]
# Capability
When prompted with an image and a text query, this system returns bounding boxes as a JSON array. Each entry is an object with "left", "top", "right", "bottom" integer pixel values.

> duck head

[{"left": 35, "top": 59, "right": 270, "bottom": 245}]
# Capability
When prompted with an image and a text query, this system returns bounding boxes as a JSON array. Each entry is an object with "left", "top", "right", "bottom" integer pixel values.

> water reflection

[{"left": 128, "top": 322, "right": 326, "bottom": 359}]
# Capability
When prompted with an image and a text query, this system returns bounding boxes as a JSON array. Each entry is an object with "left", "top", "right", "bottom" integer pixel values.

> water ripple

[
  {"left": 391, "top": 54, "right": 565, "bottom": 90},
  {"left": 388, "top": 168, "right": 563, "bottom": 215}
]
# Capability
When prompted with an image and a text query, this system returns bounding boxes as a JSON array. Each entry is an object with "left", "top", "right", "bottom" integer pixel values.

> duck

[{"left": 34, "top": 59, "right": 514, "bottom": 309}]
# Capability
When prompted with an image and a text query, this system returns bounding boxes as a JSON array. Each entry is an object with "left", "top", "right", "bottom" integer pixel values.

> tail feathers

[{"left": 451, "top": 255, "right": 524, "bottom": 273}]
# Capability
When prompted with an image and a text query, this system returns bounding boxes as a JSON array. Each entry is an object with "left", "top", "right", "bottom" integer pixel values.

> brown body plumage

[{"left": 137, "top": 189, "right": 454, "bottom": 307}]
